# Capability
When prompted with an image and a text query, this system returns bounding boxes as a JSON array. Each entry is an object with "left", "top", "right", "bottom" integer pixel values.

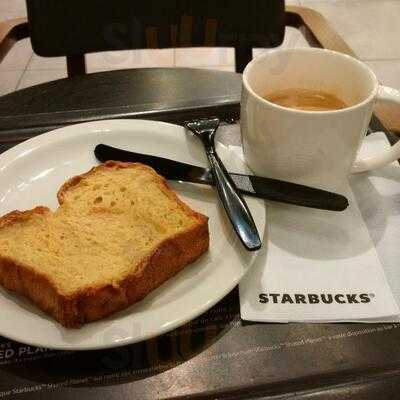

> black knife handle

[
  {"left": 95, "top": 144, "right": 348, "bottom": 212},
  {"left": 230, "top": 174, "right": 349, "bottom": 211}
]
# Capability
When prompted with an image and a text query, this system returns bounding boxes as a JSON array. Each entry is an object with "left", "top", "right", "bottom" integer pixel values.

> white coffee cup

[{"left": 241, "top": 48, "right": 400, "bottom": 190}]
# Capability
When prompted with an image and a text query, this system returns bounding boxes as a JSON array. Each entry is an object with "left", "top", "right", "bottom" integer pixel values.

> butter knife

[{"left": 94, "top": 144, "right": 349, "bottom": 212}]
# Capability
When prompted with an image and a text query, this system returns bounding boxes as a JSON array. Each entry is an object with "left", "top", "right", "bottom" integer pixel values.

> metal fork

[{"left": 186, "top": 118, "right": 261, "bottom": 251}]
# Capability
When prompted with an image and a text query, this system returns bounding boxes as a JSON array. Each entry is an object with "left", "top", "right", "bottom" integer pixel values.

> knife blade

[{"left": 94, "top": 144, "right": 348, "bottom": 211}]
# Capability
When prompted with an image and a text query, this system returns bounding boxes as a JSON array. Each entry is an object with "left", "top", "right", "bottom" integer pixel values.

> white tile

[
  {"left": 0, "top": 0, "right": 26, "bottom": 20},
  {"left": 300, "top": 0, "right": 400, "bottom": 60},
  {"left": 86, "top": 49, "right": 174, "bottom": 73},
  {"left": 0, "top": 39, "right": 32, "bottom": 72},
  {"left": 28, "top": 48, "right": 175, "bottom": 74},
  {"left": 27, "top": 54, "right": 66, "bottom": 70},
  {"left": 17, "top": 70, "right": 67, "bottom": 90},
  {"left": 28, "top": 48, "right": 175, "bottom": 73},
  {"left": 0, "top": 71, "right": 22, "bottom": 95},
  {"left": 366, "top": 60, "right": 400, "bottom": 90},
  {"left": 175, "top": 48, "right": 234, "bottom": 67}
]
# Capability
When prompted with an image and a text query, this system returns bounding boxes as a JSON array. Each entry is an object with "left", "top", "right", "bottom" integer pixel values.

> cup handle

[{"left": 351, "top": 85, "right": 400, "bottom": 174}]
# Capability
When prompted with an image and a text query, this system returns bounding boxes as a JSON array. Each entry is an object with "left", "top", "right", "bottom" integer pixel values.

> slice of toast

[{"left": 0, "top": 161, "right": 209, "bottom": 328}]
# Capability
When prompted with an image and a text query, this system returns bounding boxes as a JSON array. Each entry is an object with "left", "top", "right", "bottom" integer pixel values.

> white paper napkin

[
  {"left": 232, "top": 134, "right": 400, "bottom": 323},
  {"left": 349, "top": 132, "right": 400, "bottom": 322}
]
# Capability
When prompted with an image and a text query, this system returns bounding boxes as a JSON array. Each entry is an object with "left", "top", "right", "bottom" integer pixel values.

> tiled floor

[{"left": 0, "top": 0, "right": 399, "bottom": 95}]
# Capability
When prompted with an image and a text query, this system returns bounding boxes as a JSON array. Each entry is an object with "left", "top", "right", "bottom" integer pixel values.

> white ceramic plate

[{"left": 0, "top": 120, "right": 266, "bottom": 350}]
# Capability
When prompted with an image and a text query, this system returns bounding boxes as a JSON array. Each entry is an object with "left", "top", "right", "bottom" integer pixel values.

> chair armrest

[
  {"left": 374, "top": 103, "right": 400, "bottom": 136},
  {"left": 0, "top": 17, "right": 29, "bottom": 63},
  {"left": 286, "top": 5, "right": 355, "bottom": 56}
]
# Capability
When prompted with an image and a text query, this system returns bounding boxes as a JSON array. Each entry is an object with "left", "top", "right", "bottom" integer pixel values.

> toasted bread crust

[
  {"left": 0, "top": 206, "right": 50, "bottom": 228},
  {"left": 0, "top": 162, "right": 209, "bottom": 328}
]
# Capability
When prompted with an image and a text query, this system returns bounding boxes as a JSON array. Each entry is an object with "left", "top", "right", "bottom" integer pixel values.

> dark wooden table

[
  {"left": 0, "top": 68, "right": 242, "bottom": 148},
  {"left": 0, "top": 65, "right": 400, "bottom": 400}
]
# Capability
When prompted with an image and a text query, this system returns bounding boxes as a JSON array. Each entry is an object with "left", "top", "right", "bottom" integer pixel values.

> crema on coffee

[{"left": 264, "top": 88, "right": 347, "bottom": 111}]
